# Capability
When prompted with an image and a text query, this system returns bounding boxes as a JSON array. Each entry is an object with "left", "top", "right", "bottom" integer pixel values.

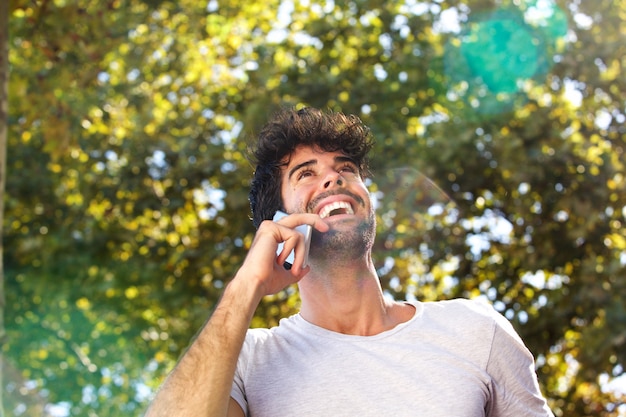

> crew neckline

[{"left": 288, "top": 301, "right": 424, "bottom": 341}]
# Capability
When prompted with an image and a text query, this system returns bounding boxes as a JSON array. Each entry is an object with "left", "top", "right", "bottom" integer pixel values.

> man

[{"left": 145, "top": 107, "right": 553, "bottom": 416}]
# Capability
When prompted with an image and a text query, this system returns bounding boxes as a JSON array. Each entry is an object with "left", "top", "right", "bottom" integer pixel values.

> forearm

[
  {"left": 145, "top": 215, "right": 324, "bottom": 416},
  {"left": 145, "top": 277, "right": 262, "bottom": 417}
]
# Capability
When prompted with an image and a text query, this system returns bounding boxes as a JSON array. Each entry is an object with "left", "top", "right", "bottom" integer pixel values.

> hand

[{"left": 235, "top": 213, "right": 329, "bottom": 297}]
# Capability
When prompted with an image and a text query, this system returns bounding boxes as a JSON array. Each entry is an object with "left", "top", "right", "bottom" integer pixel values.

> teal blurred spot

[
  {"left": 442, "top": 1, "right": 568, "bottom": 115},
  {"left": 460, "top": 16, "right": 541, "bottom": 94}
]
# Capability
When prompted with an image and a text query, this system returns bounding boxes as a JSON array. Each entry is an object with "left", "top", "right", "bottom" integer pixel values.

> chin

[{"left": 311, "top": 214, "right": 376, "bottom": 261}]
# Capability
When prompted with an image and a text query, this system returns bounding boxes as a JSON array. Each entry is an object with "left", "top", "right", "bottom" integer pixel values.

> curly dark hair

[{"left": 248, "top": 107, "right": 374, "bottom": 228}]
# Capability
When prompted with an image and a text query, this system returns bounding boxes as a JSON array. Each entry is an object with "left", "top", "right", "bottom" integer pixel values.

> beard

[{"left": 309, "top": 207, "right": 376, "bottom": 263}]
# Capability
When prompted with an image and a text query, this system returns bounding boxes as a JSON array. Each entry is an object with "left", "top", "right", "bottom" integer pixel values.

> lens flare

[{"left": 442, "top": 0, "right": 568, "bottom": 115}]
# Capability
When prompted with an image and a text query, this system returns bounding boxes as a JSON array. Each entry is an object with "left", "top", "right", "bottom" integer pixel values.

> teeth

[{"left": 319, "top": 201, "right": 354, "bottom": 219}]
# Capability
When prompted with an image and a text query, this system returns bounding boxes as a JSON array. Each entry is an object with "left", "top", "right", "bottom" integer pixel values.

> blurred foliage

[{"left": 3, "top": 0, "right": 625, "bottom": 415}]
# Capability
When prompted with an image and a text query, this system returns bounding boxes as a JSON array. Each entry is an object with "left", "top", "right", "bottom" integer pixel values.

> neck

[{"left": 298, "top": 255, "right": 409, "bottom": 336}]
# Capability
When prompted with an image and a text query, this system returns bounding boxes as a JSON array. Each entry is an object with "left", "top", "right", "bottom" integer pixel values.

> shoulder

[
  {"left": 242, "top": 314, "right": 302, "bottom": 349},
  {"left": 420, "top": 297, "right": 501, "bottom": 321},
  {"left": 418, "top": 298, "right": 521, "bottom": 343},
  {"left": 236, "top": 315, "right": 305, "bottom": 375}
]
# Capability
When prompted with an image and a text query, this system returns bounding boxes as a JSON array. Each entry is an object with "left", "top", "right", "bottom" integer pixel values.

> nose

[{"left": 322, "top": 170, "right": 344, "bottom": 189}]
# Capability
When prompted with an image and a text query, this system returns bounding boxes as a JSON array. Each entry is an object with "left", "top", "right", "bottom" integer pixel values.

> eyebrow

[
  {"left": 288, "top": 159, "right": 316, "bottom": 180},
  {"left": 287, "top": 155, "right": 358, "bottom": 180},
  {"left": 335, "top": 155, "right": 358, "bottom": 166}
]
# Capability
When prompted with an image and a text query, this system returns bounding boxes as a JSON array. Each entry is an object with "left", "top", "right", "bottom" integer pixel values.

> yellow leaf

[
  {"left": 125, "top": 286, "right": 139, "bottom": 299},
  {"left": 76, "top": 298, "right": 91, "bottom": 310}
]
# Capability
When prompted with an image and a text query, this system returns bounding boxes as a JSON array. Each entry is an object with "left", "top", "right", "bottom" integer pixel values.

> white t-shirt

[{"left": 231, "top": 298, "right": 553, "bottom": 417}]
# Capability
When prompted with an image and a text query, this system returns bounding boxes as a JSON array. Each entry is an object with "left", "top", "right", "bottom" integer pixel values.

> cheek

[
  {"left": 292, "top": 196, "right": 310, "bottom": 213},
  {"left": 280, "top": 185, "right": 301, "bottom": 213},
  {"left": 284, "top": 188, "right": 313, "bottom": 213},
  {"left": 355, "top": 182, "right": 371, "bottom": 199},
  {"left": 280, "top": 179, "right": 295, "bottom": 209}
]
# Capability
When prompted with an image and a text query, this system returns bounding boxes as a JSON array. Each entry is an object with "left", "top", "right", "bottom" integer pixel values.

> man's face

[{"left": 280, "top": 146, "right": 376, "bottom": 259}]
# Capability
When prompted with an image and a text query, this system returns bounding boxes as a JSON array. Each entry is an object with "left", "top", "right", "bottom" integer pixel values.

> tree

[
  {"left": 0, "top": 0, "right": 10, "bottom": 414},
  {"left": 4, "top": 0, "right": 626, "bottom": 415}
]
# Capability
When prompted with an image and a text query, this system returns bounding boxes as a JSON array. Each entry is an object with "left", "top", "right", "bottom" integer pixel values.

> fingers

[
  {"left": 273, "top": 212, "right": 330, "bottom": 234},
  {"left": 263, "top": 213, "right": 324, "bottom": 272},
  {"left": 241, "top": 216, "right": 315, "bottom": 284},
  {"left": 238, "top": 212, "right": 326, "bottom": 296},
  {"left": 272, "top": 224, "right": 310, "bottom": 275}
]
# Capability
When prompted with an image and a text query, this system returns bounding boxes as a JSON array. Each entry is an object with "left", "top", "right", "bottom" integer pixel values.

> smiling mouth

[{"left": 319, "top": 201, "right": 354, "bottom": 219}]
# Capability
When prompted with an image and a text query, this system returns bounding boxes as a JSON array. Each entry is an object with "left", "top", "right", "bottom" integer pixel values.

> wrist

[{"left": 225, "top": 273, "right": 265, "bottom": 316}]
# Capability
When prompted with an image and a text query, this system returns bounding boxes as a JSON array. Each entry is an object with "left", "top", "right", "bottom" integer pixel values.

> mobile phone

[{"left": 272, "top": 210, "right": 312, "bottom": 270}]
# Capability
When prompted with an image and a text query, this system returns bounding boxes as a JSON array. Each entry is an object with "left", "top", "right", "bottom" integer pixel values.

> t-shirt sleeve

[
  {"left": 230, "top": 332, "right": 254, "bottom": 417},
  {"left": 484, "top": 309, "right": 554, "bottom": 417},
  {"left": 231, "top": 375, "right": 247, "bottom": 417}
]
